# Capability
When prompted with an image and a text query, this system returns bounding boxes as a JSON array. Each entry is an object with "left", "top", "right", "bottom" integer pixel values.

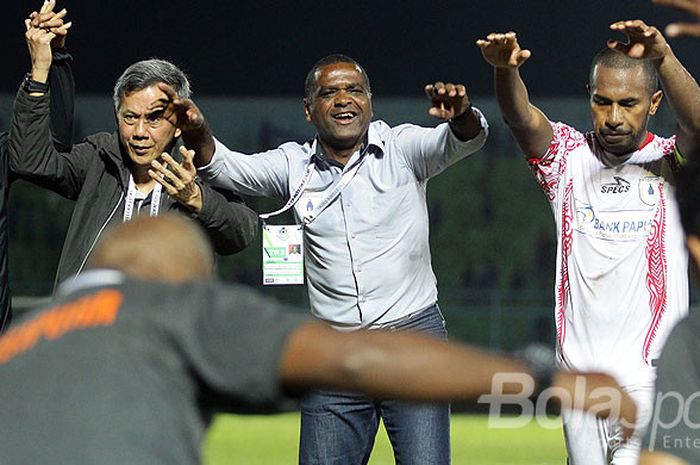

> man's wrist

[
  {"left": 23, "top": 72, "right": 49, "bottom": 95},
  {"left": 450, "top": 102, "right": 473, "bottom": 122}
]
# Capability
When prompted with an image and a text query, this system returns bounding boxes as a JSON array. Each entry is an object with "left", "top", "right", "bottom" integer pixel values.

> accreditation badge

[{"left": 261, "top": 224, "right": 304, "bottom": 285}]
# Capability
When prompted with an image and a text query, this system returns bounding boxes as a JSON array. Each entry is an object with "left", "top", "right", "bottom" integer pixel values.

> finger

[
  {"left": 39, "top": 0, "right": 52, "bottom": 15},
  {"left": 433, "top": 81, "right": 446, "bottom": 96},
  {"left": 606, "top": 39, "right": 630, "bottom": 55},
  {"left": 157, "top": 82, "right": 179, "bottom": 102},
  {"left": 443, "top": 82, "right": 457, "bottom": 97},
  {"left": 666, "top": 21, "right": 700, "bottom": 37},
  {"left": 179, "top": 145, "right": 196, "bottom": 169},
  {"left": 515, "top": 49, "right": 532, "bottom": 66},
  {"left": 152, "top": 159, "right": 186, "bottom": 187},
  {"left": 160, "top": 153, "right": 190, "bottom": 179},
  {"left": 38, "top": 10, "right": 68, "bottom": 28},
  {"left": 51, "top": 21, "right": 72, "bottom": 36},
  {"left": 148, "top": 170, "right": 179, "bottom": 196},
  {"left": 25, "top": 18, "right": 31, "bottom": 32}
]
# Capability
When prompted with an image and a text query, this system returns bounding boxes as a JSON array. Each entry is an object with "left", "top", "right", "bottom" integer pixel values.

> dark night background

[{"left": 3, "top": 0, "right": 700, "bottom": 98}]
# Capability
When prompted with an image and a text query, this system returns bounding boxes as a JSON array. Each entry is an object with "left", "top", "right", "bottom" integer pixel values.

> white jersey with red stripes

[{"left": 529, "top": 121, "right": 689, "bottom": 388}]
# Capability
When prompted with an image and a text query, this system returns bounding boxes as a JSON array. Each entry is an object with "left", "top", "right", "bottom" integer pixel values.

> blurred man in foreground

[{"left": 0, "top": 215, "right": 636, "bottom": 465}]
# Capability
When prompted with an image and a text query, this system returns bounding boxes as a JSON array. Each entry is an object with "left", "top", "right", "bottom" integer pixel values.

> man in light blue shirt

[{"left": 156, "top": 54, "right": 488, "bottom": 465}]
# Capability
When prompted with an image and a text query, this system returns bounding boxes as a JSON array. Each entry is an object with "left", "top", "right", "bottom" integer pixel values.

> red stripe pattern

[
  {"left": 643, "top": 185, "right": 667, "bottom": 364},
  {"left": 556, "top": 179, "right": 574, "bottom": 347}
]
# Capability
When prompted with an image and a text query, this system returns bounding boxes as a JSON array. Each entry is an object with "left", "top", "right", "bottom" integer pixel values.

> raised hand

[
  {"left": 476, "top": 32, "right": 531, "bottom": 68},
  {"left": 157, "top": 83, "right": 205, "bottom": 134},
  {"left": 608, "top": 20, "right": 669, "bottom": 61},
  {"left": 149, "top": 146, "right": 203, "bottom": 213},
  {"left": 24, "top": 19, "right": 56, "bottom": 83},
  {"left": 29, "top": 1, "right": 71, "bottom": 49},
  {"left": 424, "top": 81, "right": 470, "bottom": 120},
  {"left": 653, "top": 0, "right": 700, "bottom": 37}
]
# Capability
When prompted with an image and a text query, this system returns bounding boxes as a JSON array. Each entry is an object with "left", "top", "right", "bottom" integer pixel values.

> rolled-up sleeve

[{"left": 393, "top": 107, "right": 489, "bottom": 181}]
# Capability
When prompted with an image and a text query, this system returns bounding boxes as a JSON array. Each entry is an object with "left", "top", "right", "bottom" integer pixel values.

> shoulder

[
  {"left": 650, "top": 133, "right": 677, "bottom": 157},
  {"left": 83, "top": 132, "right": 119, "bottom": 150},
  {"left": 549, "top": 121, "right": 587, "bottom": 150}
]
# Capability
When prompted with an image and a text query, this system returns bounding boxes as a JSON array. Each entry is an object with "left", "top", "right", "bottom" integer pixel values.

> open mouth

[
  {"left": 130, "top": 145, "right": 153, "bottom": 156},
  {"left": 331, "top": 111, "right": 357, "bottom": 124}
]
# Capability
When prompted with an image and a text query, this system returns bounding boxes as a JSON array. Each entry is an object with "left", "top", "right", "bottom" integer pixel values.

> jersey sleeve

[
  {"left": 176, "top": 282, "right": 310, "bottom": 406},
  {"left": 527, "top": 122, "right": 585, "bottom": 202}
]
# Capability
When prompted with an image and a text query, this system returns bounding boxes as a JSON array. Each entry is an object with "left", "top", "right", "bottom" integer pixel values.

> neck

[
  {"left": 131, "top": 167, "right": 156, "bottom": 194},
  {"left": 321, "top": 140, "right": 364, "bottom": 167}
]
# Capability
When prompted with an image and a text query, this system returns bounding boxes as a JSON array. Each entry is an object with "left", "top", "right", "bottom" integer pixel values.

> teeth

[{"left": 334, "top": 112, "right": 355, "bottom": 119}]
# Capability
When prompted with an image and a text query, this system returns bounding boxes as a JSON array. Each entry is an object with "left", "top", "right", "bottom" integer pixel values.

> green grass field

[{"left": 204, "top": 413, "right": 566, "bottom": 465}]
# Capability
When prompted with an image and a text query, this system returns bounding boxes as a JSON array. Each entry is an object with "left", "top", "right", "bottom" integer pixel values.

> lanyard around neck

[
  {"left": 259, "top": 145, "right": 370, "bottom": 224},
  {"left": 123, "top": 174, "right": 162, "bottom": 222}
]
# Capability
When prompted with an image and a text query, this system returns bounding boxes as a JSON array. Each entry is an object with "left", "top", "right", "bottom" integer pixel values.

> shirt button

[
  {"left": 357, "top": 267, "right": 362, "bottom": 273},
  {"left": 351, "top": 234, "right": 357, "bottom": 239},
  {"left": 346, "top": 202, "right": 352, "bottom": 208}
]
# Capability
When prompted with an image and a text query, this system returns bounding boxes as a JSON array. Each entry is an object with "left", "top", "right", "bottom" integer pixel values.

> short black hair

[
  {"left": 303, "top": 54, "right": 371, "bottom": 102},
  {"left": 589, "top": 48, "right": 659, "bottom": 95},
  {"left": 677, "top": 158, "right": 700, "bottom": 237}
]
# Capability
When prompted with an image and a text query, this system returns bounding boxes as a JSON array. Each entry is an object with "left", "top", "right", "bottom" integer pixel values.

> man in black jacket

[
  {"left": 0, "top": 1, "right": 74, "bottom": 331},
  {"left": 9, "top": 9, "right": 258, "bottom": 288}
]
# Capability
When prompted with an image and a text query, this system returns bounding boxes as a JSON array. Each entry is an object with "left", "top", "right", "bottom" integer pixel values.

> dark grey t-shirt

[
  {"left": 0, "top": 272, "right": 309, "bottom": 465},
  {"left": 643, "top": 311, "right": 700, "bottom": 464}
]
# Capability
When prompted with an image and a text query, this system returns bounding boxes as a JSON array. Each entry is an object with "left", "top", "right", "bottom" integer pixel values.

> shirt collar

[
  {"left": 57, "top": 269, "right": 125, "bottom": 296},
  {"left": 311, "top": 123, "right": 386, "bottom": 167}
]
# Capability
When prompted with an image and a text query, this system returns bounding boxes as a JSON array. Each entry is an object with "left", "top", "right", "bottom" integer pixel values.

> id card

[{"left": 262, "top": 224, "right": 304, "bottom": 285}]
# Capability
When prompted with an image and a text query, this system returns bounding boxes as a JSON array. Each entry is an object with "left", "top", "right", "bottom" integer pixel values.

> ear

[
  {"left": 648, "top": 90, "right": 663, "bottom": 116},
  {"left": 174, "top": 128, "right": 182, "bottom": 139},
  {"left": 687, "top": 235, "right": 700, "bottom": 267},
  {"left": 304, "top": 100, "right": 312, "bottom": 123}
]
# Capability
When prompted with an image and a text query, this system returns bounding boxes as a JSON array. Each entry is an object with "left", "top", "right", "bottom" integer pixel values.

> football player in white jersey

[{"left": 477, "top": 19, "right": 700, "bottom": 465}]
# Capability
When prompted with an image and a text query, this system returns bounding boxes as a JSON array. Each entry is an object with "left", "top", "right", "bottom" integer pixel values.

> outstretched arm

[
  {"left": 279, "top": 322, "right": 637, "bottom": 439},
  {"left": 653, "top": 0, "right": 700, "bottom": 37},
  {"left": 477, "top": 32, "right": 553, "bottom": 158},
  {"left": 608, "top": 20, "right": 700, "bottom": 157}
]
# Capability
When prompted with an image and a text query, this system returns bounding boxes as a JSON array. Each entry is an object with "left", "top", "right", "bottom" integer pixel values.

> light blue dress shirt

[{"left": 199, "top": 114, "right": 488, "bottom": 328}]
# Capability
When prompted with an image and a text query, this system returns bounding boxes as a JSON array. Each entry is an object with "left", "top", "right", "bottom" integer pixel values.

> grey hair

[{"left": 112, "top": 59, "right": 192, "bottom": 110}]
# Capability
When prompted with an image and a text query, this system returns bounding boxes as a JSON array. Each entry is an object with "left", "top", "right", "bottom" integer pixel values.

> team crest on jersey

[{"left": 639, "top": 174, "right": 662, "bottom": 206}]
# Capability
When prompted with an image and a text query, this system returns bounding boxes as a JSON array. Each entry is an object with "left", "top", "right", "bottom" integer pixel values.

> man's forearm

[
  {"left": 182, "top": 123, "right": 216, "bottom": 167},
  {"left": 495, "top": 67, "right": 536, "bottom": 128},
  {"left": 48, "top": 48, "right": 75, "bottom": 152},
  {"left": 657, "top": 48, "right": 700, "bottom": 139}
]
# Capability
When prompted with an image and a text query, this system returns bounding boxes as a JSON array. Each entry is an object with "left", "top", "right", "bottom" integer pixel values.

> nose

[
  {"left": 333, "top": 90, "right": 351, "bottom": 106},
  {"left": 133, "top": 118, "right": 148, "bottom": 138},
  {"left": 605, "top": 104, "right": 623, "bottom": 129}
]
